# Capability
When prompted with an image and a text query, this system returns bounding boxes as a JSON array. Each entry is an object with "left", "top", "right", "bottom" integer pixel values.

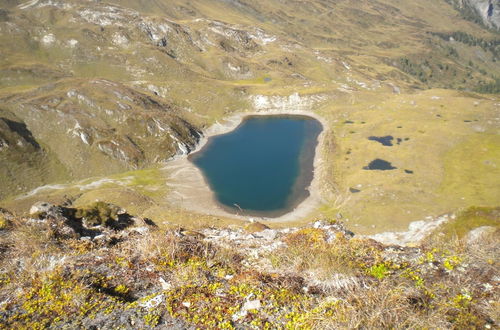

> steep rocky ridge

[
  {"left": 447, "top": 0, "right": 500, "bottom": 30},
  {"left": 0, "top": 79, "right": 201, "bottom": 199}
]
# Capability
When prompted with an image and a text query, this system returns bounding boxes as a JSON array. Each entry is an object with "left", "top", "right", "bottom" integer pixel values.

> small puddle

[
  {"left": 363, "top": 159, "right": 397, "bottom": 171},
  {"left": 368, "top": 136, "right": 394, "bottom": 146}
]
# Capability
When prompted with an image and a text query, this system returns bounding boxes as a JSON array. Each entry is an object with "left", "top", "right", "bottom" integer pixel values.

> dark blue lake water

[{"left": 189, "top": 115, "right": 322, "bottom": 217}]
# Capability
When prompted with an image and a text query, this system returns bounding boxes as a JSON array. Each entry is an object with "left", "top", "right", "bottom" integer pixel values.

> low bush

[{"left": 75, "top": 202, "right": 120, "bottom": 227}]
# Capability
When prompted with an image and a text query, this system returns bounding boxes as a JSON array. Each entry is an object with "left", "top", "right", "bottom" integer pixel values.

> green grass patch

[
  {"left": 111, "top": 168, "right": 163, "bottom": 187},
  {"left": 231, "top": 76, "right": 271, "bottom": 85},
  {"left": 438, "top": 206, "right": 499, "bottom": 240},
  {"left": 440, "top": 134, "right": 500, "bottom": 207}
]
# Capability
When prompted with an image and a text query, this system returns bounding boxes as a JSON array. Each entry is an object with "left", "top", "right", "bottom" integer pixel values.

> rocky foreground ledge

[{"left": 0, "top": 202, "right": 498, "bottom": 329}]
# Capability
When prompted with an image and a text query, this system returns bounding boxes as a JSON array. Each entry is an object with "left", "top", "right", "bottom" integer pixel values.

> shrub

[
  {"left": 475, "top": 78, "right": 500, "bottom": 94},
  {"left": 75, "top": 202, "right": 120, "bottom": 227}
]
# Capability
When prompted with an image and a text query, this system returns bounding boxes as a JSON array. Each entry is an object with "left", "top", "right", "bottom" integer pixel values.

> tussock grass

[{"left": 0, "top": 206, "right": 498, "bottom": 329}]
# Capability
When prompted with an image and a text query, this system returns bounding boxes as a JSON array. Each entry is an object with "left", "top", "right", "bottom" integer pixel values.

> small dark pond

[
  {"left": 189, "top": 115, "right": 322, "bottom": 217},
  {"left": 369, "top": 136, "right": 409, "bottom": 146},
  {"left": 368, "top": 136, "right": 394, "bottom": 146},
  {"left": 363, "top": 159, "right": 397, "bottom": 171}
]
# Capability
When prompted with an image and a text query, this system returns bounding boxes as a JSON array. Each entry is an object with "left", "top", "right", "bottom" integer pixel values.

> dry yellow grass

[{"left": 0, "top": 204, "right": 497, "bottom": 329}]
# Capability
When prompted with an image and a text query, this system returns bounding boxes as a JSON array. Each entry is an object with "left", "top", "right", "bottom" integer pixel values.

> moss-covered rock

[{"left": 75, "top": 201, "right": 121, "bottom": 228}]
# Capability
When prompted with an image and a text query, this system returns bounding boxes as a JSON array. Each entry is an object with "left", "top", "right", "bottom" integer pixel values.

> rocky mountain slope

[
  {"left": 447, "top": 0, "right": 500, "bottom": 30},
  {"left": 0, "top": 202, "right": 498, "bottom": 328}
]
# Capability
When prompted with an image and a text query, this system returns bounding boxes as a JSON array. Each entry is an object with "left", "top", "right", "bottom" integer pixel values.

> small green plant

[
  {"left": 367, "top": 263, "right": 389, "bottom": 280},
  {"left": 452, "top": 291, "right": 472, "bottom": 308}
]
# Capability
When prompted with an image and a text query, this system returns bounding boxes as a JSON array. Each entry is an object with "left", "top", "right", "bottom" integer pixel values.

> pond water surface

[{"left": 189, "top": 115, "right": 322, "bottom": 217}]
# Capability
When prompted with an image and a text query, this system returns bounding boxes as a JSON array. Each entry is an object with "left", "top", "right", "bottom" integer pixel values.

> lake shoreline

[{"left": 163, "top": 109, "right": 328, "bottom": 223}]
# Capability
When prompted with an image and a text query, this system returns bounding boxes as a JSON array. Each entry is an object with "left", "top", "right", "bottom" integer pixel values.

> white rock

[
  {"left": 159, "top": 277, "right": 172, "bottom": 290},
  {"left": 139, "top": 294, "right": 164, "bottom": 309},
  {"left": 93, "top": 234, "right": 107, "bottom": 241},
  {"left": 483, "top": 283, "right": 493, "bottom": 292},
  {"left": 182, "top": 301, "right": 191, "bottom": 308},
  {"left": 257, "top": 229, "right": 277, "bottom": 240},
  {"left": 231, "top": 309, "right": 248, "bottom": 321},
  {"left": 367, "top": 215, "right": 448, "bottom": 246},
  {"left": 68, "top": 39, "right": 78, "bottom": 47},
  {"left": 112, "top": 32, "right": 129, "bottom": 46},
  {"left": 242, "top": 299, "right": 261, "bottom": 311},
  {"left": 132, "top": 226, "right": 149, "bottom": 235},
  {"left": 29, "top": 201, "right": 54, "bottom": 215},
  {"left": 250, "top": 93, "right": 324, "bottom": 112},
  {"left": 41, "top": 33, "right": 56, "bottom": 46}
]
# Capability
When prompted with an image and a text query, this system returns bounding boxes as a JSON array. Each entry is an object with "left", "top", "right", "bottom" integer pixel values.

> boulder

[
  {"left": 178, "top": 229, "right": 205, "bottom": 239},
  {"left": 253, "top": 229, "right": 277, "bottom": 240},
  {"left": 29, "top": 201, "right": 56, "bottom": 216},
  {"left": 244, "top": 221, "right": 270, "bottom": 233}
]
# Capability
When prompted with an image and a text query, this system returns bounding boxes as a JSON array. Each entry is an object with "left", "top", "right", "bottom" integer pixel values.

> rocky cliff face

[
  {"left": 448, "top": 0, "right": 500, "bottom": 29},
  {"left": 467, "top": 0, "right": 500, "bottom": 29},
  {"left": 0, "top": 79, "right": 201, "bottom": 199}
]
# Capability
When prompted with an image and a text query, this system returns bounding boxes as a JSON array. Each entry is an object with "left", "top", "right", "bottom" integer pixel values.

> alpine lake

[{"left": 189, "top": 115, "right": 323, "bottom": 217}]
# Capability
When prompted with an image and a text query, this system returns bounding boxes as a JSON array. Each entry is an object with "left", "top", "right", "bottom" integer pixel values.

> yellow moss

[
  {"left": 285, "top": 228, "right": 328, "bottom": 247},
  {"left": 114, "top": 284, "right": 129, "bottom": 295},
  {"left": 144, "top": 312, "right": 160, "bottom": 327},
  {"left": 367, "top": 263, "right": 390, "bottom": 280},
  {"left": 443, "top": 256, "right": 462, "bottom": 271},
  {"left": 0, "top": 215, "right": 9, "bottom": 230},
  {"left": 452, "top": 292, "right": 472, "bottom": 309}
]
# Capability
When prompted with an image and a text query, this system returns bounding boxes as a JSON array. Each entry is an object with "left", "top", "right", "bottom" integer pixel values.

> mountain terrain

[
  {"left": 0, "top": 0, "right": 499, "bottom": 327},
  {"left": 0, "top": 0, "right": 498, "bottom": 232}
]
